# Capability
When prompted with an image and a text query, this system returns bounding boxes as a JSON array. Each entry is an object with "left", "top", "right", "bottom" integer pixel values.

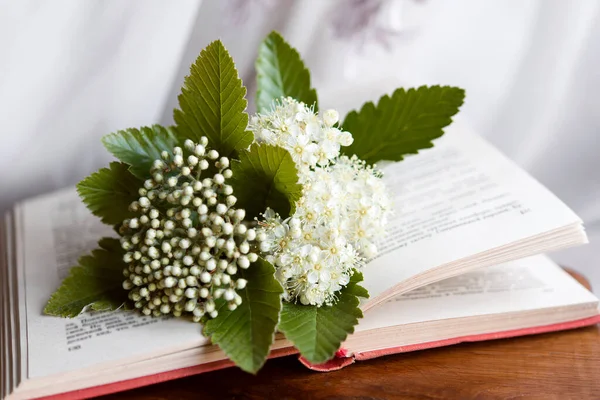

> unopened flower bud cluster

[
  {"left": 119, "top": 138, "right": 258, "bottom": 321},
  {"left": 250, "top": 98, "right": 391, "bottom": 307}
]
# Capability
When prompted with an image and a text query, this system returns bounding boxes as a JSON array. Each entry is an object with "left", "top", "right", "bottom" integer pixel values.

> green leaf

[
  {"left": 44, "top": 238, "right": 127, "bottom": 317},
  {"left": 230, "top": 143, "right": 302, "bottom": 220},
  {"left": 203, "top": 258, "right": 283, "bottom": 374},
  {"left": 173, "top": 40, "right": 253, "bottom": 158},
  {"left": 278, "top": 271, "right": 369, "bottom": 364},
  {"left": 256, "top": 31, "right": 318, "bottom": 113},
  {"left": 101, "top": 125, "right": 179, "bottom": 179},
  {"left": 341, "top": 85, "right": 465, "bottom": 164},
  {"left": 77, "top": 162, "right": 142, "bottom": 225}
]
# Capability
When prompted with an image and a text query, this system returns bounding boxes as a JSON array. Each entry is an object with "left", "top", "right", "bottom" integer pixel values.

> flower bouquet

[{"left": 45, "top": 32, "right": 464, "bottom": 373}]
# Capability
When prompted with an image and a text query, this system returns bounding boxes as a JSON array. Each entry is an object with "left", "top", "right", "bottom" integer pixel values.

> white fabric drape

[
  {"left": 1, "top": 0, "right": 598, "bottom": 288},
  {"left": 0, "top": 0, "right": 200, "bottom": 206}
]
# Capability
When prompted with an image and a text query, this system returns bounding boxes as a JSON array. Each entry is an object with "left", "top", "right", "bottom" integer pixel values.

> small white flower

[{"left": 322, "top": 109, "right": 339, "bottom": 126}]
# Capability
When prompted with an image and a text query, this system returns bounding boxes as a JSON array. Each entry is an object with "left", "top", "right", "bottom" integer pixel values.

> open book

[{"left": 2, "top": 124, "right": 599, "bottom": 400}]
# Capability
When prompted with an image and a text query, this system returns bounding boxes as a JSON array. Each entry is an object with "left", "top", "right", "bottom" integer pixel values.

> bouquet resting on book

[
  {"left": 44, "top": 32, "right": 465, "bottom": 372},
  {"left": 4, "top": 31, "right": 597, "bottom": 400}
]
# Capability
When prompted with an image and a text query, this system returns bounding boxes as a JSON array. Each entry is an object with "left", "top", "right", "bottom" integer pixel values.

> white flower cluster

[
  {"left": 258, "top": 209, "right": 361, "bottom": 306},
  {"left": 119, "top": 138, "right": 258, "bottom": 321},
  {"left": 301, "top": 155, "right": 391, "bottom": 257},
  {"left": 250, "top": 98, "right": 392, "bottom": 307},
  {"left": 249, "top": 96, "right": 353, "bottom": 180}
]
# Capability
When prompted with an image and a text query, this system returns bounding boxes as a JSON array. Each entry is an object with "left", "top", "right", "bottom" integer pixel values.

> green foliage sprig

[{"left": 45, "top": 31, "right": 464, "bottom": 373}]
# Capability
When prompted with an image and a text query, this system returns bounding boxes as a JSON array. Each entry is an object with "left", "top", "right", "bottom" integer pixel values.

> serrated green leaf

[
  {"left": 101, "top": 125, "right": 179, "bottom": 179},
  {"left": 341, "top": 85, "right": 465, "bottom": 164},
  {"left": 256, "top": 31, "right": 318, "bottom": 113},
  {"left": 203, "top": 258, "right": 283, "bottom": 374},
  {"left": 44, "top": 238, "right": 127, "bottom": 317},
  {"left": 77, "top": 162, "right": 143, "bottom": 225},
  {"left": 278, "top": 271, "right": 369, "bottom": 364},
  {"left": 174, "top": 40, "right": 253, "bottom": 158},
  {"left": 230, "top": 143, "right": 302, "bottom": 220}
]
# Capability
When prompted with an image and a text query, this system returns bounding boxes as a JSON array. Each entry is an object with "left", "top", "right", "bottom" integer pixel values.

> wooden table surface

[{"left": 101, "top": 270, "right": 600, "bottom": 400}]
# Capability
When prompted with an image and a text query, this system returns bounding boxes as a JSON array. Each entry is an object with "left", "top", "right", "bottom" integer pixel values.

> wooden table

[{"left": 101, "top": 270, "right": 600, "bottom": 399}]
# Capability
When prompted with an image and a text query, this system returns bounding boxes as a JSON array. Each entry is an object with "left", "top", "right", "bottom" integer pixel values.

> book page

[
  {"left": 6, "top": 212, "right": 23, "bottom": 392},
  {"left": 1, "top": 218, "right": 11, "bottom": 398},
  {"left": 358, "top": 255, "right": 599, "bottom": 332},
  {"left": 363, "top": 123, "right": 583, "bottom": 301},
  {"left": 15, "top": 189, "right": 208, "bottom": 380}
]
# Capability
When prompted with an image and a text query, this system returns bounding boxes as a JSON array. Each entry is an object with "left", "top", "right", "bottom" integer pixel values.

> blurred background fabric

[{"left": 0, "top": 0, "right": 598, "bottom": 289}]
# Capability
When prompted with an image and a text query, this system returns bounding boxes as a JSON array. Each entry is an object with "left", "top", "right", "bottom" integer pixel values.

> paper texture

[{"left": 364, "top": 123, "right": 583, "bottom": 299}]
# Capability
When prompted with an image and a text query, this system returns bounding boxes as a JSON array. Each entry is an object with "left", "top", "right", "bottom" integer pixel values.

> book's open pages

[
  {"left": 1, "top": 126, "right": 597, "bottom": 400},
  {"left": 365, "top": 123, "right": 587, "bottom": 309}
]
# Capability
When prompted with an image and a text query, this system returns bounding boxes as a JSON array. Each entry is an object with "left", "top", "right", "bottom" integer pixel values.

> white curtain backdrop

[{"left": 1, "top": 0, "right": 598, "bottom": 288}]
